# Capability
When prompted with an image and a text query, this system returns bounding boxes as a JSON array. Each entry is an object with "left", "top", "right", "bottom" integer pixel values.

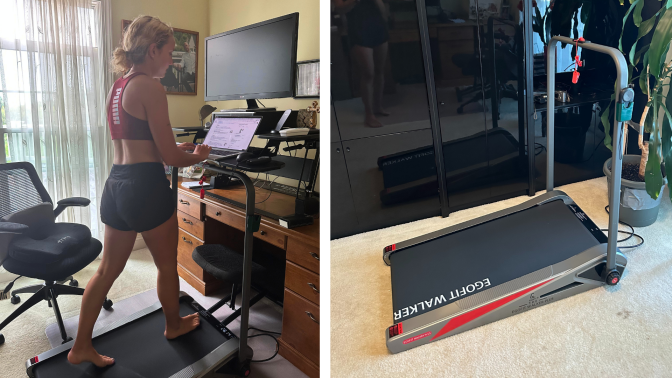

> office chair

[
  {"left": 192, "top": 244, "right": 282, "bottom": 326},
  {"left": 0, "top": 162, "right": 112, "bottom": 345}
]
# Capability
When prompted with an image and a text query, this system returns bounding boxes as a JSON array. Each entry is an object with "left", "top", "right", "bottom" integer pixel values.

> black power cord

[
  {"left": 2, "top": 276, "right": 22, "bottom": 297},
  {"left": 248, "top": 327, "right": 281, "bottom": 363},
  {"left": 601, "top": 205, "right": 645, "bottom": 249}
]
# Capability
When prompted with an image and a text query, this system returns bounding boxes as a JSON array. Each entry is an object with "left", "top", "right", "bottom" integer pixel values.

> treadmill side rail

[
  {"left": 383, "top": 190, "right": 572, "bottom": 265},
  {"left": 386, "top": 244, "right": 627, "bottom": 353}
]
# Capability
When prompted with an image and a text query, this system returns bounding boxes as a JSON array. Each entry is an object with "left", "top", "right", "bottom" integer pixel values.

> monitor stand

[
  {"left": 218, "top": 100, "right": 277, "bottom": 113},
  {"left": 245, "top": 99, "right": 276, "bottom": 112}
]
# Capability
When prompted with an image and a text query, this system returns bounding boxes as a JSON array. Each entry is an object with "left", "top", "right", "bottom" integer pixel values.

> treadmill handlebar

[{"left": 547, "top": 36, "right": 627, "bottom": 279}]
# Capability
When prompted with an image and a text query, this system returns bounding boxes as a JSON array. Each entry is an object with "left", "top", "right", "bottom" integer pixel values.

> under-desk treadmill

[{"left": 28, "top": 293, "right": 238, "bottom": 377}]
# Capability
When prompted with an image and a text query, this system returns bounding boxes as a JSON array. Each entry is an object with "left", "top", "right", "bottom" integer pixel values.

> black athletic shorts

[{"left": 100, "top": 162, "right": 174, "bottom": 232}]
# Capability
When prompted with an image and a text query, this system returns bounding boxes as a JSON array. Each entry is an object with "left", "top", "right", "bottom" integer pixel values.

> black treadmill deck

[
  {"left": 389, "top": 199, "right": 606, "bottom": 322},
  {"left": 32, "top": 298, "right": 234, "bottom": 378}
]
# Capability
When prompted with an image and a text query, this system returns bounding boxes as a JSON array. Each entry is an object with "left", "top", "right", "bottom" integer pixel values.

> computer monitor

[
  {"left": 203, "top": 116, "right": 262, "bottom": 152},
  {"left": 204, "top": 13, "right": 299, "bottom": 109}
]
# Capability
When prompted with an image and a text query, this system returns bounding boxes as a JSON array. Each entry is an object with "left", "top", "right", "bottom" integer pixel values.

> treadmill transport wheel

[
  {"left": 606, "top": 270, "right": 621, "bottom": 286},
  {"left": 103, "top": 298, "right": 113, "bottom": 310}
]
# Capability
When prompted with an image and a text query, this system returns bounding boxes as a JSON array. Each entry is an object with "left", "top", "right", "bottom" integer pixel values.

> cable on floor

[
  {"left": 602, "top": 205, "right": 645, "bottom": 249},
  {"left": 248, "top": 327, "right": 281, "bottom": 363}
]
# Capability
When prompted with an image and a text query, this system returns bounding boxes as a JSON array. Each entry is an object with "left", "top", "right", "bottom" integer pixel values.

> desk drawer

[
  {"left": 286, "top": 238, "right": 319, "bottom": 274},
  {"left": 257, "top": 225, "right": 286, "bottom": 250},
  {"left": 177, "top": 228, "right": 204, "bottom": 278},
  {"left": 178, "top": 210, "right": 204, "bottom": 240},
  {"left": 285, "top": 261, "right": 319, "bottom": 306},
  {"left": 178, "top": 192, "right": 201, "bottom": 220},
  {"left": 282, "top": 289, "right": 319, "bottom": 366},
  {"left": 206, "top": 204, "right": 244, "bottom": 231},
  {"left": 206, "top": 204, "right": 287, "bottom": 249}
]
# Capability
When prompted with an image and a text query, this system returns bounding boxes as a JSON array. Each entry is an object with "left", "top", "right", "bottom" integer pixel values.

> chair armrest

[
  {"left": 0, "top": 221, "right": 29, "bottom": 234},
  {"left": 54, "top": 197, "right": 90, "bottom": 217}
]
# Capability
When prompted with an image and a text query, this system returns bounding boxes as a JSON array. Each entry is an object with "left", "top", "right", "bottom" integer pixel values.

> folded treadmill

[{"left": 383, "top": 37, "right": 633, "bottom": 353}]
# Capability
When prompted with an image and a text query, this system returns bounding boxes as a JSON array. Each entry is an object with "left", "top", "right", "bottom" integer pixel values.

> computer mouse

[
  {"left": 247, "top": 156, "right": 271, "bottom": 166},
  {"left": 236, "top": 152, "right": 256, "bottom": 162}
]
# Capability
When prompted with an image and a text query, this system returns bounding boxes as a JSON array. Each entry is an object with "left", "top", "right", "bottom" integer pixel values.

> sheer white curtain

[{"left": 0, "top": 0, "right": 114, "bottom": 242}]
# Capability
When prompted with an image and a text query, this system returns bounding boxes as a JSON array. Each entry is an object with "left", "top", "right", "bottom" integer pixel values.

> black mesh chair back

[{"left": 0, "top": 162, "right": 53, "bottom": 219}]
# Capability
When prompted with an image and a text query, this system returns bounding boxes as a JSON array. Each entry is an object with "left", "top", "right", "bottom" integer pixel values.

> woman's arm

[
  {"left": 143, "top": 79, "right": 208, "bottom": 167},
  {"left": 334, "top": 0, "right": 359, "bottom": 14}
]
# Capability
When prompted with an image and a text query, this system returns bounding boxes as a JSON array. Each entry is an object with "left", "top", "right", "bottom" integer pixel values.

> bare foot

[
  {"left": 374, "top": 109, "right": 390, "bottom": 116},
  {"left": 165, "top": 313, "right": 200, "bottom": 339},
  {"left": 67, "top": 346, "right": 115, "bottom": 367},
  {"left": 365, "top": 115, "right": 383, "bottom": 128}
]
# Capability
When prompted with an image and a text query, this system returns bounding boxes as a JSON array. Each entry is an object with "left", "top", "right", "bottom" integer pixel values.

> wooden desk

[{"left": 170, "top": 175, "right": 320, "bottom": 378}]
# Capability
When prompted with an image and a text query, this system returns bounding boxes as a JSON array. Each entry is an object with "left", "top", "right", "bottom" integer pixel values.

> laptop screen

[{"left": 203, "top": 117, "right": 261, "bottom": 151}]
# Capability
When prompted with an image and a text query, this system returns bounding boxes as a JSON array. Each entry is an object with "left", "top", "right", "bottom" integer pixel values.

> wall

[
  {"left": 208, "top": 0, "right": 321, "bottom": 190},
  {"left": 110, "top": 0, "right": 210, "bottom": 128}
]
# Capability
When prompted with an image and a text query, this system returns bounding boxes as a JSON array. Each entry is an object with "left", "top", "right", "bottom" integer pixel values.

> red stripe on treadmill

[{"left": 430, "top": 278, "right": 554, "bottom": 341}]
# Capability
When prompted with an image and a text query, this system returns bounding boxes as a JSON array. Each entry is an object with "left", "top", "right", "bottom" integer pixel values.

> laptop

[{"left": 197, "top": 115, "right": 263, "bottom": 161}]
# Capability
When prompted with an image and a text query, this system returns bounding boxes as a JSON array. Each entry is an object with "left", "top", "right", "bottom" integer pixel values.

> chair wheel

[
  {"left": 0, "top": 333, "right": 4, "bottom": 345},
  {"left": 69, "top": 279, "right": 78, "bottom": 287},
  {"left": 10, "top": 295, "right": 20, "bottom": 305},
  {"left": 103, "top": 299, "right": 113, "bottom": 310},
  {"left": 62, "top": 336, "right": 73, "bottom": 344}
]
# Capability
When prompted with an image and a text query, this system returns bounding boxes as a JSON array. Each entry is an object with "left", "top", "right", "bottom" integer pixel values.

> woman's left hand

[{"left": 177, "top": 142, "right": 196, "bottom": 152}]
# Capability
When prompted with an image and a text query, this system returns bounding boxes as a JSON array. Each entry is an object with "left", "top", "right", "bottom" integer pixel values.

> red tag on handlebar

[
  {"left": 572, "top": 70, "right": 580, "bottom": 84},
  {"left": 199, "top": 176, "right": 206, "bottom": 199}
]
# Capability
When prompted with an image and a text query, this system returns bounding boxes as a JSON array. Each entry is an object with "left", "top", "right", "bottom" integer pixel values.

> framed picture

[
  {"left": 122, "top": 20, "right": 199, "bottom": 96},
  {"left": 295, "top": 60, "right": 320, "bottom": 98},
  {"left": 469, "top": 0, "right": 502, "bottom": 20}
]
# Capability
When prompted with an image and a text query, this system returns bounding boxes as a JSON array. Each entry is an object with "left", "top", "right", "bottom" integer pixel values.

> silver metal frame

[
  {"left": 547, "top": 36, "right": 627, "bottom": 273},
  {"left": 384, "top": 38, "right": 630, "bottom": 353}
]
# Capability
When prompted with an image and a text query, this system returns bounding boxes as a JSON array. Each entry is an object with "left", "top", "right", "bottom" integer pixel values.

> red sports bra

[{"left": 107, "top": 72, "right": 153, "bottom": 140}]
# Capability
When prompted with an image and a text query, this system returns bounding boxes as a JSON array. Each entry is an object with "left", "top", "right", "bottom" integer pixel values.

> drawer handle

[
  {"left": 182, "top": 218, "right": 193, "bottom": 225},
  {"left": 260, "top": 230, "right": 266, "bottom": 236},
  {"left": 179, "top": 199, "right": 190, "bottom": 206},
  {"left": 309, "top": 252, "right": 319, "bottom": 261},
  {"left": 307, "top": 283, "right": 319, "bottom": 293},
  {"left": 305, "top": 311, "right": 319, "bottom": 324},
  {"left": 216, "top": 211, "right": 222, "bottom": 216},
  {"left": 181, "top": 236, "right": 192, "bottom": 244}
]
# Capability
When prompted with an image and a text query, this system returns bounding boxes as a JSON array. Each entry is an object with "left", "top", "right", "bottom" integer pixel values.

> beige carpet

[{"left": 331, "top": 177, "right": 672, "bottom": 377}]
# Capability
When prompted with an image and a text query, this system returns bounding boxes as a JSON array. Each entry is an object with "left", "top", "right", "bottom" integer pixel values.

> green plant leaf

[
  {"left": 619, "top": 0, "right": 641, "bottom": 52},
  {"left": 663, "top": 88, "right": 672, "bottom": 200},
  {"left": 640, "top": 51, "right": 650, "bottom": 94},
  {"left": 646, "top": 140, "right": 664, "bottom": 199},
  {"left": 634, "top": 0, "right": 645, "bottom": 26},
  {"left": 649, "top": 7, "right": 672, "bottom": 78},
  {"left": 581, "top": 0, "right": 592, "bottom": 24},
  {"left": 632, "top": 43, "right": 650, "bottom": 66},
  {"left": 646, "top": 103, "right": 663, "bottom": 199},
  {"left": 645, "top": 107, "right": 654, "bottom": 133}
]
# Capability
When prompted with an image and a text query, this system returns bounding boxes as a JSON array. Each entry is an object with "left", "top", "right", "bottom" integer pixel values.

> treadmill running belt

[
  {"left": 33, "top": 301, "right": 232, "bottom": 378},
  {"left": 389, "top": 200, "right": 602, "bottom": 322}
]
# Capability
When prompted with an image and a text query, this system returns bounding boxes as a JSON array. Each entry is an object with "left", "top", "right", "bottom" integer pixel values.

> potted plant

[{"left": 601, "top": 0, "right": 671, "bottom": 227}]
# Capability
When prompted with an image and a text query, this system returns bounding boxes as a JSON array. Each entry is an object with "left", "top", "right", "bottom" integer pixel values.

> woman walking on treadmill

[
  {"left": 67, "top": 15, "right": 212, "bottom": 367},
  {"left": 335, "top": 0, "right": 390, "bottom": 128}
]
